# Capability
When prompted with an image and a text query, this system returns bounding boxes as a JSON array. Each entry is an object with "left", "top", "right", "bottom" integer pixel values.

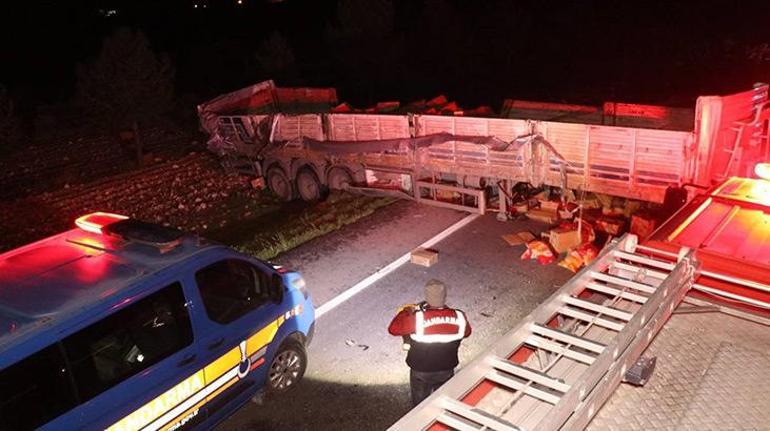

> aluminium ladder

[{"left": 389, "top": 234, "right": 699, "bottom": 431}]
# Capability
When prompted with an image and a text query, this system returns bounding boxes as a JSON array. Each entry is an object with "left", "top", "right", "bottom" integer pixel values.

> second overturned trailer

[{"left": 198, "top": 80, "right": 770, "bottom": 214}]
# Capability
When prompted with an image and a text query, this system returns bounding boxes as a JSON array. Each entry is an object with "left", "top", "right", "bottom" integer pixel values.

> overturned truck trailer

[{"left": 198, "top": 80, "right": 770, "bottom": 214}]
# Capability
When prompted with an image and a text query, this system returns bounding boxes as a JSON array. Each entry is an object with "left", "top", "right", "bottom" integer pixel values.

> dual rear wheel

[
  {"left": 266, "top": 166, "right": 353, "bottom": 202},
  {"left": 266, "top": 167, "right": 294, "bottom": 201},
  {"left": 296, "top": 169, "right": 323, "bottom": 202}
]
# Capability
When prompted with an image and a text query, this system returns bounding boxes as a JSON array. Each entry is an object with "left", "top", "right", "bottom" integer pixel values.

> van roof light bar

[
  {"left": 75, "top": 212, "right": 129, "bottom": 234},
  {"left": 75, "top": 212, "right": 184, "bottom": 252}
]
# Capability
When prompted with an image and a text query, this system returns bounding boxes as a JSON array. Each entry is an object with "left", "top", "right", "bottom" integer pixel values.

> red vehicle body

[{"left": 644, "top": 175, "right": 770, "bottom": 318}]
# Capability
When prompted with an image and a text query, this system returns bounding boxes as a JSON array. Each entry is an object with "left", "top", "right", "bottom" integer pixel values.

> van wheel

[
  {"left": 267, "top": 167, "right": 293, "bottom": 201},
  {"left": 296, "top": 168, "right": 323, "bottom": 202},
  {"left": 267, "top": 339, "right": 306, "bottom": 393}
]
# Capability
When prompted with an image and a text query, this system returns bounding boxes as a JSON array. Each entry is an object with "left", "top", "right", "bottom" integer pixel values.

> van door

[
  {"left": 60, "top": 281, "right": 207, "bottom": 431},
  {"left": 186, "top": 257, "right": 285, "bottom": 417}
]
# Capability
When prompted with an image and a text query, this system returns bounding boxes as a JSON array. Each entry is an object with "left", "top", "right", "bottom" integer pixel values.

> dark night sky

[{"left": 3, "top": 0, "right": 770, "bottom": 114}]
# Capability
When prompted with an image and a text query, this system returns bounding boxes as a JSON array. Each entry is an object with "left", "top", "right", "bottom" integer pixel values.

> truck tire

[
  {"left": 296, "top": 168, "right": 323, "bottom": 201},
  {"left": 266, "top": 339, "right": 307, "bottom": 394},
  {"left": 327, "top": 167, "right": 353, "bottom": 191},
  {"left": 267, "top": 167, "right": 293, "bottom": 201}
]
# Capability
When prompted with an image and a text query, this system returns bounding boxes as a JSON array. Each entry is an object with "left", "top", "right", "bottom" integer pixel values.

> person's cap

[{"left": 424, "top": 279, "right": 446, "bottom": 308}]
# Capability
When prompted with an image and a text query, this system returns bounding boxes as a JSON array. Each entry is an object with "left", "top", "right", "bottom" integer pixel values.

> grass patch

[
  {"left": 233, "top": 192, "right": 396, "bottom": 260},
  {"left": 202, "top": 190, "right": 284, "bottom": 244}
]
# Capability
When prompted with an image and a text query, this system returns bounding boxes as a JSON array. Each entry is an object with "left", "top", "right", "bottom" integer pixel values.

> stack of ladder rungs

[{"left": 498, "top": 252, "right": 665, "bottom": 428}]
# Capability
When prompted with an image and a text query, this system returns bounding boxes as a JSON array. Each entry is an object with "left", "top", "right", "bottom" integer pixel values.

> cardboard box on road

[
  {"left": 411, "top": 248, "right": 438, "bottom": 267},
  {"left": 502, "top": 231, "right": 536, "bottom": 246},
  {"left": 547, "top": 229, "right": 582, "bottom": 253}
]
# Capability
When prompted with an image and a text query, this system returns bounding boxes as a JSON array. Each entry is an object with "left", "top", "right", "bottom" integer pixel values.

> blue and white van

[{"left": 0, "top": 212, "right": 315, "bottom": 430}]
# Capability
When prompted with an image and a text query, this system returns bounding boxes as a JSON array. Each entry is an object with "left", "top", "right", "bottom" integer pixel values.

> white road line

[{"left": 315, "top": 213, "right": 480, "bottom": 318}]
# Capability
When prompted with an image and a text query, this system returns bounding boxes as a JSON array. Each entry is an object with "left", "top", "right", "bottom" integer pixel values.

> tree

[
  {"left": 0, "top": 84, "right": 20, "bottom": 156},
  {"left": 75, "top": 27, "right": 174, "bottom": 166},
  {"left": 255, "top": 31, "right": 298, "bottom": 82}
]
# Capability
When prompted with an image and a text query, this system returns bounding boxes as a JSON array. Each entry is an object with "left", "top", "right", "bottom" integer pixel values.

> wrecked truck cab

[{"left": 0, "top": 212, "right": 315, "bottom": 431}]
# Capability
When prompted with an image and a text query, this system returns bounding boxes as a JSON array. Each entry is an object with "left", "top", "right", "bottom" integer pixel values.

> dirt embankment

[
  {"left": 0, "top": 153, "right": 276, "bottom": 252},
  {"left": 0, "top": 128, "right": 193, "bottom": 200}
]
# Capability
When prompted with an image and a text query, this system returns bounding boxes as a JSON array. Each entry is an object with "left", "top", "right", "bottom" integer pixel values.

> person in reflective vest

[{"left": 388, "top": 279, "right": 472, "bottom": 406}]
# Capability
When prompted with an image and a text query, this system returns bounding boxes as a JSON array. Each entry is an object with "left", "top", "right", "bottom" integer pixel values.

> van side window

[
  {"left": 195, "top": 259, "right": 269, "bottom": 324},
  {"left": 0, "top": 344, "right": 76, "bottom": 430},
  {"left": 63, "top": 282, "right": 193, "bottom": 402}
]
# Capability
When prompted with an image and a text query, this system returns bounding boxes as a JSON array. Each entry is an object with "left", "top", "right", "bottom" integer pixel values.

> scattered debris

[
  {"left": 558, "top": 242, "right": 600, "bottom": 272},
  {"left": 558, "top": 251, "right": 583, "bottom": 272},
  {"left": 520, "top": 240, "right": 556, "bottom": 265},
  {"left": 480, "top": 312, "right": 493, "bottom": 318},
  {"left": 623, "top": 356, "right": 657, "bottom": 386},
  {"left": 250, "top": 177, "right": 266, "bottom": 189},
  {"left": 344, "top": 339, "right": 370, "bottom": 351},
  {"left": 512, "top": 186, "right": 662, "bottom": 272}
]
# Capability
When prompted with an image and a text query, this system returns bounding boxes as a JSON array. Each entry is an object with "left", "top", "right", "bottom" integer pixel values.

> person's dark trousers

[{"left": 410, "top": 369, "right": 454, "bottom": 406}]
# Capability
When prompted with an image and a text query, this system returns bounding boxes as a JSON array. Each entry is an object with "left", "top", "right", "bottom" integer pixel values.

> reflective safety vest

[
  {"left": 388, "top": 306, "right": 472, "bottom": 372},
  {"left": 412, "top": 309, "right": 468, "bottom": 343}
]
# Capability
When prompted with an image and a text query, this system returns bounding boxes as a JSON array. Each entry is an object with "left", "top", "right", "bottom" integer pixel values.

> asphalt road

[{"left": 219, "top": 202, "right": 573, "bottom": 431}]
